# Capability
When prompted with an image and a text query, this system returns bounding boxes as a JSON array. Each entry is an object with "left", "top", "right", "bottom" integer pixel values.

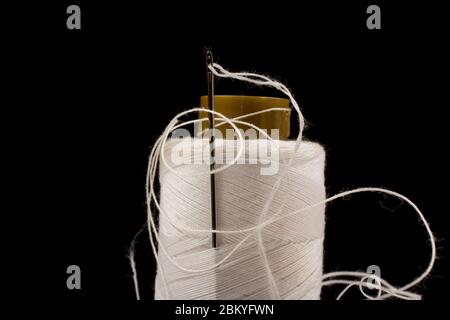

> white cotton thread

[
  {"left": 130, "top": 62, "right": 436, "bottom": 300},
  {"left": 128, "top": 224, "right": 148, "bottom": 301},
  {"left": 155, "top": 138, "right": 326, "bottom": 299}
]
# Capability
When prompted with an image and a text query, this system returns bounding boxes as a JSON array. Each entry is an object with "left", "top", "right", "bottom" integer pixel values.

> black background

[{"left": 4, "top": 0, "right": 448, "bottom": 308}]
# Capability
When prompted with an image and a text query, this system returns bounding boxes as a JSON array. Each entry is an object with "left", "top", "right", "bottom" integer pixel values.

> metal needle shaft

[{"left": 205, "top": 49, "right": 217, "bottom": 248}]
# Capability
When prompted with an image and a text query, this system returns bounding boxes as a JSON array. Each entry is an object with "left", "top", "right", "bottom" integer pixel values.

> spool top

[{"left": 199, "top": 95, "right": 291, "bottom": 140}]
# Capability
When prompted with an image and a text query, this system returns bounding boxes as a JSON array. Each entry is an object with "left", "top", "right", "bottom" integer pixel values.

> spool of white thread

[
  {"left": 130, "top": 63, "right": 435, "bottom": 301},
  {"left": 154, "top": 138, "right": 326, "bottom": 300}
]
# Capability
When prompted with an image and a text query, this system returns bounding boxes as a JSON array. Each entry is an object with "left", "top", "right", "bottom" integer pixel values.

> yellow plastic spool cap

[{"left": 199, "top": 95, "right": 291, "bottom": 140}]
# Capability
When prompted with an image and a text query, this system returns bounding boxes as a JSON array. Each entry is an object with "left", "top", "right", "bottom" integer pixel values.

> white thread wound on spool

[{"left": 154, "top": 139, "right": 326, "bottom": 299}]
